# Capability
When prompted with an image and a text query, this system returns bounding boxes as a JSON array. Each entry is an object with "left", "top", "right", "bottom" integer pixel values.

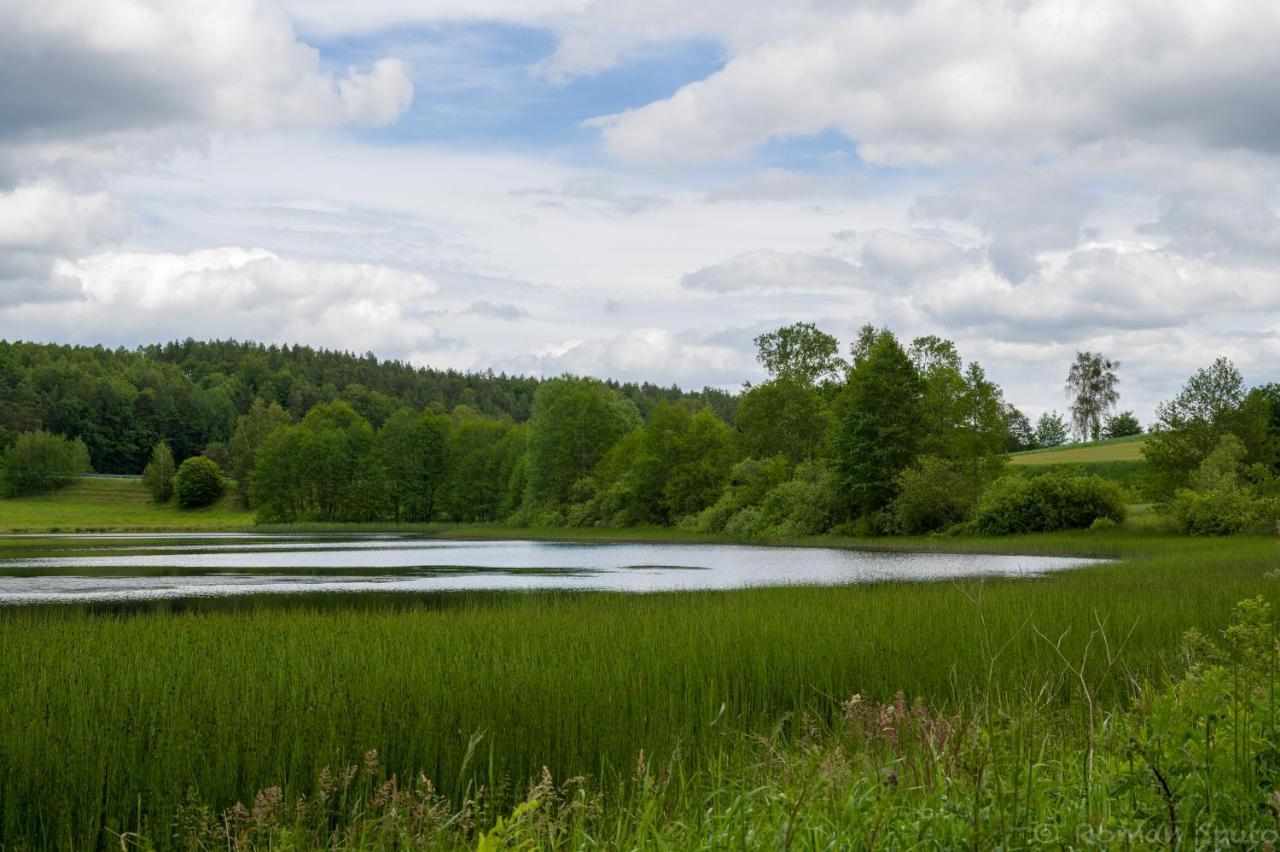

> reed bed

[{"left": 0, "top": 534, "right": 1276, "bottom": 847}]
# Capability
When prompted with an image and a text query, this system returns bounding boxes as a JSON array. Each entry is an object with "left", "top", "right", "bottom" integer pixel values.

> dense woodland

[
  {"left": 3, "top": 327, "right": 1279, "bottom": 535},
  {"left": 0, "top": 339, "right": 733, "bottom": 475}
]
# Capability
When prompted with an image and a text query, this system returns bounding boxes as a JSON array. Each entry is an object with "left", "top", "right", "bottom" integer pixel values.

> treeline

[
  {"left": 231, "top": 323, "right": 1108, "bottom": 534},
  {"left": 0, "top": 339, "right": 734, "bottom": 475}
]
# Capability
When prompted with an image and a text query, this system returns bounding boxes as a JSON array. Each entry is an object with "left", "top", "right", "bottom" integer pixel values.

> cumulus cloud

[
  {"left": 585, "top": 0, "right": 1280, "bottom": 167},
  {"left": 0, "top": 183, "right": 132, "bottom": 305},
  {"left": 0, "top": 0, "right": 413, "bottom": 150},
  {"left": 4, "top": 247, "right": 441, "bottom": 355}
]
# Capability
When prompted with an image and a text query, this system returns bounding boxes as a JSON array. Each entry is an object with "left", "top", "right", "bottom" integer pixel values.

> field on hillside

[
  {"left": 0, "top": 477, "right": 251, "bottom": 532},
  {"left": 1010, "top": 434, "right": 1147, "bottom": 464},
  {"left": 0, "top": 532, "right": 1277, "bottom": 847}
]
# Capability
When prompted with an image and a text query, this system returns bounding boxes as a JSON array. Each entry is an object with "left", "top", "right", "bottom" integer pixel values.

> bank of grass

[
  {"left": 0, "top": 532, "right": 1277, "bottom": 847},
  {"left": 0, "top": 476, "right": 252, "bottom": 532},
  {"left": 1010, "top": 433, "right": 1147, "bottom": 464}
]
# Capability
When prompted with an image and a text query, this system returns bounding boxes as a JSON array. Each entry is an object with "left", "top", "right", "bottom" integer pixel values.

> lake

[{"left": 0, "top": 533, "right": 1100, "bottom": 604}]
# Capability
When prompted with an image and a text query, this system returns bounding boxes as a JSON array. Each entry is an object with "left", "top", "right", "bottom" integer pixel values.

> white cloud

[
  {"left": 0, "top": 183, "right": 132, "bottom": 304},
  {"left": 5, "top": 247, "right": 441, "bottom": 355},
  {"left": 682, "top": 250, "right": 860, "bottom": 293},
  {"left": 586, "top": 0, "right": 1280, "bottom": 167},
  {"left": 1, "top": 0, "right": 413, "bottom": 148},
  {"left": 503, "top": 327, "right": 746, "bottom": 385}
]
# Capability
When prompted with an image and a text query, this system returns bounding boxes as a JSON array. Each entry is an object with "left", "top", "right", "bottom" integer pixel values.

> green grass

[
  {"left": 0, "top": 477, "right": 252, "bottom": 532},
  {"left": 0, "top": 532, "right": 1276, "bottom": 847},
  {"left": 1010, "top": 433, "right": 1147, "bottom": 464}
]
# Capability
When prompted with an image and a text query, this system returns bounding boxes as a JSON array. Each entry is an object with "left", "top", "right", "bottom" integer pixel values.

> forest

[{"left": 5, "top": 324, "right": 1278, "bottom": 537}]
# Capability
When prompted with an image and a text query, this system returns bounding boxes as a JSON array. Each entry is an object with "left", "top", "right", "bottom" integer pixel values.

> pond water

[{"left": 0, "top": 534, "right": 1100, "bottom": 604}]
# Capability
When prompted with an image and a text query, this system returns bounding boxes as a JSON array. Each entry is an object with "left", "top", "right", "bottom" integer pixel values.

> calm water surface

[{"left": 0, "top": 533, "right": 1100, "bottom": 604}]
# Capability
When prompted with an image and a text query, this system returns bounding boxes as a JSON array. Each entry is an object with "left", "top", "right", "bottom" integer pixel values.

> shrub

[
  {"left": 0, "top": 430, "right": 91, "bottom": 497},
  {"left": 890, "top": 456, "right": 974, "bottom": 534},
  {"left": 141, "top": 442, "right": 176, "bottom": 504},
  {"left": 1171, "top": 490, "right": 1274, "bottom": 536},
  {"left": 173, "top": 456, "right": 225, "bottom": 508},
  {"left": 970, "top": 472, "right": 1126, "bottom": 535},
  {"left": 1168, "top": 434, "right": 1280, "bottom": 536},
  {"left": 1089, "top": 516, "right": 1118, "bottom": 532}
]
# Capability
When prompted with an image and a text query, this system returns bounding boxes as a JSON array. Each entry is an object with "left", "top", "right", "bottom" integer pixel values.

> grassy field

[
  {"left": 0, "top": 531, "right": 1277, "bottom": 847},
  {"left": 1010, "top": 433, "right": 1147, "bottom": 464},
  {"left": 0, "top": 476, "right": 252, "bottom": 532}
]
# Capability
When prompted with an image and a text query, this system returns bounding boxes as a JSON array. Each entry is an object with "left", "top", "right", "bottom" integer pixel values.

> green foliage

[
  {"left": 970, "top": 471, "right": 1126, "bottom": 534},
  {"left": 752, "top": 321, "right": 846, "bottom": 386},
  {"left": 228, "top": 399, "right": 291, "bottom": 504},
  {"left": 685, "top": 455, "right": 792, "bottom": 533},
  {"left": 1170, "top": 434, "right": 1279, "bottom": 535},
  {"left": 891, "top": 456, "right": 975, "bottom": 534},
  {"left": 1034, "top": 410, "right": 1070, "bottom": 447},
  {"left": 3, "top": 539, "right": 1280, "bottom": 848},
  {"left": 0, "top": 430, "right": 90, "bottom": 497},
  {"left": 733, "top": 377, "right": 828, "bottom": 463},
  {"left": 1101, "top": 409, "right": 1142, "bottom": 438},
  {"left": 173, "top": 456, "right": 225, "bottom": 508},
  {"left": 832, "top": 330, "right": 924, "bottom": 517},
  {"left": 141, "top": 441, "right": 175, "bottom": 503},
  {"left": 1004, "top": 404, "right": 1037, "bottom": 451},
  {"left": 1144, "top": 358, "right": 1277, "bottom": 497},
  {"left": 524, "top": 377, "right": 640, "bottom": 509},
  {"left": 378, "top": 408, "right": 450, "bottom": 521},
  {"left": 437, "top": 414, "right": 522, "bottom": 523},
  {"left": 249, "top": 402, "right": 383, "bottom": 522}
]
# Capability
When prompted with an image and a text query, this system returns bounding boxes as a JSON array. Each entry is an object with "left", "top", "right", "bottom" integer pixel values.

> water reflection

[{"left": 0, "top": 534, "right": 1100, "bottom": 603}]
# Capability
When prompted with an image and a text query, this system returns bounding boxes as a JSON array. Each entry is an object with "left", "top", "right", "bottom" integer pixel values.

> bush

[
  {"left": 173, "top": 456, "right": 225, "bottom": 508},
  {"left": 1168, "top": 434, "right": 1280, "bottom": 536},
  {"left": 0, "top": 430, "right": 91, "bottom": 497},
  {"left": 1171, "top": 490, "right": 1277, "bottom": 536},
  {"left": 141, "top": 442, "right": 176, "bottom": 504},
  {"left": 890, "top": 456, "right": 974, "bottom": 534},
  {"left": 970, "top": 472, "right": 1126, "bottom": 535}
]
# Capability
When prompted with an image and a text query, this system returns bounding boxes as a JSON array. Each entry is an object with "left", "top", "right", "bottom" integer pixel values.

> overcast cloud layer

[{"left": 2, "top": 0, "right": 1279, "bottom": 420}]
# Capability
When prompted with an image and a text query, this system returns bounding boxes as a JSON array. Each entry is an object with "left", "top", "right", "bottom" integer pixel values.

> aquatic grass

[{"left": 0, "top": 534, "right": 1277, "bottom": 846}]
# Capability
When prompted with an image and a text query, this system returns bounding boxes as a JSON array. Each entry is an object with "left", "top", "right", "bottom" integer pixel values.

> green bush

[
  {"left": 1171, "top": 490, "right": 1277, "bottom": 536},
  {"left": 1168, "top": 434, "right": 1280, "bottom": 536},
  {"left": 173, "top": 456, "right": 225, "bottom": 508},
  {"left": 971, "top": 472, "right": 1126, "bottom": 535},
  {"left": 0, "top": 430, "right": 91, "bottom": 497},
  {"left": 890, "top": 456, "right": 975, "bottom": 534},
  {"left": 141, "top": 442, "right": 176, "bottom": 503}
]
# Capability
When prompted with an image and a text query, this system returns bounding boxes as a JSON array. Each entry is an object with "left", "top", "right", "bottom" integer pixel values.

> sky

[{"left": 2, "top": 0, "right": 1280, "bottom": 422}]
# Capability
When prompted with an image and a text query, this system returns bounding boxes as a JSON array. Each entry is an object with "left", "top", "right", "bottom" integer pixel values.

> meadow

[
  {"left": 1008, "top": 433, "right": 1148, "bottom": 464},
  {"left": 0, "top": 476, "right": 251, "bottom": 532},
  {"left": 0, "top": 531, "right": 1277, "bottom": 847}
]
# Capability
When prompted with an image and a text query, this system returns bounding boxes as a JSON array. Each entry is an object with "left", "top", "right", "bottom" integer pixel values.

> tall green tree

[
  {"left": 831, "top": 331, "right": 925, "bottom": 518},
  {"left": 1035, "top": 411, "right": 1070, "bottom": 447},
  {"left": 228, "top": 399, "right": 291, "bottom": 504},
  {"left": 378, "top": 408, "right": 450, "bottom": 522},
  {"left": 1066, "top": 351, "right": 1120, "bottom": 442},
  {"left": 524, "top": 377, "right": 640, "bottom": 509},
  {"left": 752, "top": 322, "right": 846, "bottom": 386},
  {"left": 142, "top": 441, "right": 176, "bottom": 503},
  {"left": 1143, "top": 358, "right": 1276, "bottom": 496},
  {"left": 733, "top": 377, "right": 828, "bottom": 464},
  {"left": 953, "top": 362, "right": 1010, "bottom": 501}
]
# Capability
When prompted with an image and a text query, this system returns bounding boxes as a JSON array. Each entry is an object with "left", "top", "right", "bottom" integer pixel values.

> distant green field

[
  {"left": 1010, "top": 433, "right": 1147, "bottom": 464},
  {"left": 0, "top": 477, "right": 252, "bottom": 532}
]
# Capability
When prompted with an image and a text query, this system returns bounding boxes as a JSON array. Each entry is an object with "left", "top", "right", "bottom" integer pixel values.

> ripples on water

[{"left": 0, "top": 534, "right": 1100, "bottom": 604}]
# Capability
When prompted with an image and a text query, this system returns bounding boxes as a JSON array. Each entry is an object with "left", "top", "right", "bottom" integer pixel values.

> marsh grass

[{"left": 0, "top": 534, "right": 1277, "bottom": 847}]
